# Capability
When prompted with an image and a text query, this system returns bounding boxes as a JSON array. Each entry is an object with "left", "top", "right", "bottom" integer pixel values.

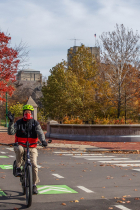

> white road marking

[
  {"left": 52, "top": 174, "right": 64, "bottom": 178},
  {"left": 62, "top": 154, "right": 102, "bottom": 156},
  {"left": 99, "top": 160, "right": 140, "bottom": 163},
  {"left": 114, "top": 163, "right": 140, "bottom": 167},
  {"left": 38, "top": 186, "right": 71, "bottom": 193},
  {"left": 54, "top": 152, "right": 87, "bottom": 154},
  {"left": 6, "top": 148, "right": 14, "bottom": 151},
  {"left": 37, "top": 165, "right": 42, "bottom": 168},
  {"left": 114, "top": 205, "right": 132, "bottom": 210},
  {"left": 73, "top": 156, "right": 115, "bottom": 158},
  {"left": 8, "top": 155, "right": 15, "bottom": 158},
  {"left": 85, "top": 158, "right": 129, "bottom": 160},
  {"left": 77, "top": 186, "right": 94, "bottom": 193},
  {"left": 132, "top": 169, "right": 140, "bottom": 172},
  {"left": 0, "top": 152, "right": 7, "bottom": 154}
]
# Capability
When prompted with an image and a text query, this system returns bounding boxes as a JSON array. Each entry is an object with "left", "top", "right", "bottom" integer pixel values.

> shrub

[{"left": 63, "top": 116, "right": 83, "bottom": 124}]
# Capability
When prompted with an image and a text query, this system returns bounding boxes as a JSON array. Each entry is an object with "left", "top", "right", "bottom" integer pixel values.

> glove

[
  {"left": 42, "top": 141, "right": 47, "bottom": 147},
  {"left": 7, "top": 111, "right": 14, "bottom": 123}
]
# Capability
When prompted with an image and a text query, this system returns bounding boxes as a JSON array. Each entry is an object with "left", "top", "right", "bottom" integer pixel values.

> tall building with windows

[{"left": 67, "top": 46, "right": 100, "bottom": 66}]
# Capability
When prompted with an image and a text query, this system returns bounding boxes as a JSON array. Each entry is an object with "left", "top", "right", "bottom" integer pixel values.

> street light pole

[{"left": 5, "top": 92, "right": 8, "bottom": 127}]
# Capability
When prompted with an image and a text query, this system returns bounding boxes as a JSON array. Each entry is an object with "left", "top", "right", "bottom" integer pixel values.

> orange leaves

[{"left": 0, "top": 32, "right": 20, "bottom": 101}]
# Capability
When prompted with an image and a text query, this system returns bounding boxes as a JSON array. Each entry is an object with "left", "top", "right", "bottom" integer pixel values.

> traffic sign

[{"left": 37, "top": 185, "right": 78, "bottom": 194}]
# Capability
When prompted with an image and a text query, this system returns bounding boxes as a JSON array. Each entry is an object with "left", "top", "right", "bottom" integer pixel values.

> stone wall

[{"left": 45, "top": 122, "right": 140, "bottom": 142}]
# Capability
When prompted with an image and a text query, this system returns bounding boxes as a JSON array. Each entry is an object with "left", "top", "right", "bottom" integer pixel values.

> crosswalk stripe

[
  {"left": 54, "top": 152, "right": 87, "bottom": 153},
  {"left": 73, "top": 156, "right": 115, "bottom": 158},
  {"left": 52, "top": 174, "right": 64, "bottom": 178},
  {"left": 99, "top": 160, "right": 140, "bottom": 163},
  {"left": 77, "top": 186, "right": 94, "bottom": 193},
  {"left": 114, "top": 164, "right": 140, "bottom": 167},
  {"left": 85, "top": 158, "right": 129, "bottom": 160},
  {"left": 62, "top": 154, "right": 102, "bottom": 156}
]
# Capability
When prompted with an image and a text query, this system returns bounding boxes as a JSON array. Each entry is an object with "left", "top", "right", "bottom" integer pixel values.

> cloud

[{"left": 0, "top": 0, "right": 140, "bottom": 78}]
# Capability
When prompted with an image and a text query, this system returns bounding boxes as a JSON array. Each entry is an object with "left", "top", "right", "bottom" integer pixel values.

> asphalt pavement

[{"left": 1, "top": 145, "right": 140, "bottom": 209}]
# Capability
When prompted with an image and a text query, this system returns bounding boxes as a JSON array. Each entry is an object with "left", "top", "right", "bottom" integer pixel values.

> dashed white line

[
  {"left": 52, "top": 174, "right": 64, "bottom": 178},
  {"left": 132, "top": 169, "right": 140, "bottom": 172},
  {"left": 37, "top": 165, "right": 42, "bottom": 168},
  {"left": 0, "top": 152, "right": 7, "bottom": 154},
  {"left": 114, "top": 205, "right": 131, "bottom": 210},
  {"left": 6, "top": 148, "right": 14, "bottom": 151},
  {"left": 8, "top": 155, "right": 15, "bottom": 158},
  {"left": 77, "top": 186, "right": 94, "bottom": 193}
]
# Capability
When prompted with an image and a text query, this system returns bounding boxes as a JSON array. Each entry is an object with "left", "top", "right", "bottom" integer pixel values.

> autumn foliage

[{"left": 0, "top": 32, "right": 19, "bottom": 101}]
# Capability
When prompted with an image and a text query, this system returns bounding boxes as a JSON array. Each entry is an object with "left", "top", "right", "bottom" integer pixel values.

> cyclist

[{"left": 7, "top": 104, "right": 47, "bottom": 194}]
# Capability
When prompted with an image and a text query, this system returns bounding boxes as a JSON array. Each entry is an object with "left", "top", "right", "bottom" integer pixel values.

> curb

[{"left": 0, "top": 142, "right": 140, "bottom": 153}]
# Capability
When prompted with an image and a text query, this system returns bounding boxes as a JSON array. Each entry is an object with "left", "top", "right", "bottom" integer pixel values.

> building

[
  {"left": 67, "top": 46, "right": 100, "bottom": 66},
  {"left": 16, "top": 69, "right": 42, "bottom": 84}
]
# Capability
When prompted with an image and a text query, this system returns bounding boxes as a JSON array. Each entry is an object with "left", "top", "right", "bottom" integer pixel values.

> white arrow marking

[
  {"left": 38, "top": 186, "right": 71, "bottom": 194},
  {"left": 2, "top": 165, "right": 13, "bottom": 169},
  {"left": 0, "top": 156, "right": 9, "bottom": 158}
]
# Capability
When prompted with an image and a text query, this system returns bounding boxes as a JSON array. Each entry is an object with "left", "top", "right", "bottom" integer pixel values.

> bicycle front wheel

[{"left": 25, "top": 165, "right": 32, "bottom": 207}]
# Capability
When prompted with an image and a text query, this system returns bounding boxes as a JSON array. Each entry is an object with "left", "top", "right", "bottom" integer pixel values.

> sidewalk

[{"left": 0, "top": 130, "right": 140, "bottom": 152}]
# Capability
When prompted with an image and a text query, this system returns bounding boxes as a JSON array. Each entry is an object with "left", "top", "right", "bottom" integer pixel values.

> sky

[{"left": 0, "top": 0, "right": 140, "bottom": 79}]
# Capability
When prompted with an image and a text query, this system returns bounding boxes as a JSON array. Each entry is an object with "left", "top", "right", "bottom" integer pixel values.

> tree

[
  {"left": 8, "top": 102, "right": 23, "bottom": 118},
  {"left": 100, "top": 24, "right": 140, "bottom": 118},
  {"left": 41, "top": 61, "right": 83, "bottom": 121},
  {"left": 68, "top": 44, "right": 99, "bottom": 121},
  {"left": 0, "top": 32, "right": 20, "bottom": 101}
]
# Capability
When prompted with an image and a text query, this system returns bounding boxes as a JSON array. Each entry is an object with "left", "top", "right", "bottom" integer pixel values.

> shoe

[
  {"left": 15, "top": 167, "right": 22, "bottom": 177},
  {"left": 33, "top": 186, "right": 38, "bottom": 194}
]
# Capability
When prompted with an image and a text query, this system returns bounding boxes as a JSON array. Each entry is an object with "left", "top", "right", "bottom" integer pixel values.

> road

[{"left": 0, "top": 145, "right": 140, "bottom": 209}]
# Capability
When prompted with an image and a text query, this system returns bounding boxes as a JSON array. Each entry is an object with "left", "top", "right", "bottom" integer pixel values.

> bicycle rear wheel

[
  {"left": 13, "top": 160, "right": 17, "bottom": 176},
  {"left": 25, "top": 165, "right": 32, "bottom": 207}
]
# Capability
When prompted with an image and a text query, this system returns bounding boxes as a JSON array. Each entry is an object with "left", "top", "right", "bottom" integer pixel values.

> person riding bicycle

[{"left": 7, "top": 104, "right": 47, "bottom": 194}]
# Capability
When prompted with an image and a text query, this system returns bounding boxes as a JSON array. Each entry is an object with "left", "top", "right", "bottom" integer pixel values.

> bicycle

[{"left": 13, "top": 140, "right": 46, "bottom": 208}]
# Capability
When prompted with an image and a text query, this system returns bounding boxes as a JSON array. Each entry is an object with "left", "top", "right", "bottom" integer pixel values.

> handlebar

[
  {"left": 12, "top": 139, "right": 52, "bottom": 148},
  {"left": 13, "top": 141, "right": 45, "bottom": 148}
]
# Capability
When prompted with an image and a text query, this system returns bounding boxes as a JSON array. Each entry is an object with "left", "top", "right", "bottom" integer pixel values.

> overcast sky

[{"left": 0, "top": 0, "right": 140, "bottom": 78}]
